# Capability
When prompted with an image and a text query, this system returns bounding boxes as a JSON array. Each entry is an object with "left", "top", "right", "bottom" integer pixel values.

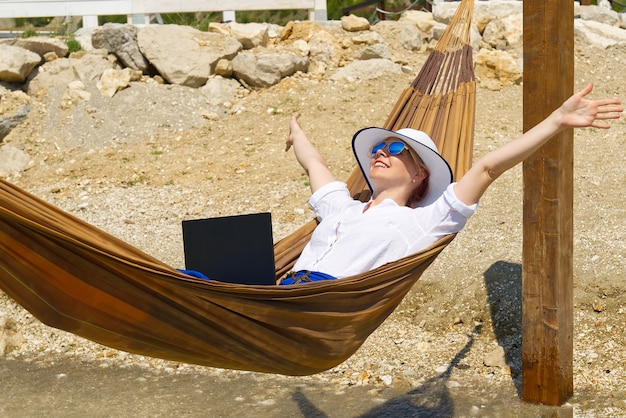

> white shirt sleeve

[{"left": 308, "top": 181, "right": 353, "bottom": 221}]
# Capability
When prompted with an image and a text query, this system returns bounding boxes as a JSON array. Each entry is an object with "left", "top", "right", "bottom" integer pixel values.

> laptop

[{"left": 182, "top": 212, "right": 276, "bottom": 285}]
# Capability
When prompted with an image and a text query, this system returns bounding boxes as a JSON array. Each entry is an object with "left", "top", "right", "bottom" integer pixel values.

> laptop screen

[{"left": 182, "top": 212, "right": 276, "bottom": 285}]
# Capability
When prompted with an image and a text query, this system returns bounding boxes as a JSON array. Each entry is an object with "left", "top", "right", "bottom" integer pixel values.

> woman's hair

[{"left": 405, "top": 147, "right": 430, "bottom": 206}]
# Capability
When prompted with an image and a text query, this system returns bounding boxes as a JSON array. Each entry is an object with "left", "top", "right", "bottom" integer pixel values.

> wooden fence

[{"left": 0, "top": 0, "right": 328, "bottom": 26}]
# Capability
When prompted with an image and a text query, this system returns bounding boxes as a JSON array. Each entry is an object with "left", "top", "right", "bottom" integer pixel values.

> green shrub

[
  {"left": 21, "top": 29, "right": 39, "bottom": 38},
  {"left": 612, "top": 0, "right": 626, "bottom": 12},
  {"left": 65, "top": 38, "right": 82, "bottom": 54}
]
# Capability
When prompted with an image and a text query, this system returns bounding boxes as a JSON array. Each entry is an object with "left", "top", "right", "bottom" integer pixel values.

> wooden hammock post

[{"left": 521, "top": 0, "right": 574, "bottom": 406}]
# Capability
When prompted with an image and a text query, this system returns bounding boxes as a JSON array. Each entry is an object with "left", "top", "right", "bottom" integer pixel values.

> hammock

[{"left": 0, "top": 0, "right": 475, "bottom": 376}]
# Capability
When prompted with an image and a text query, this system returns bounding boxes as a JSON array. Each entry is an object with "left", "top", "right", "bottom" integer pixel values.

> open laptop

[{"left": 182, "top": 212, "right": 276, "bottom": 285}]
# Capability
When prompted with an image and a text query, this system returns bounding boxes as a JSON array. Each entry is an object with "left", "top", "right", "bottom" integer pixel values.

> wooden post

[{"left": 522, "top": 0, "right": 574, "bottom": 406}]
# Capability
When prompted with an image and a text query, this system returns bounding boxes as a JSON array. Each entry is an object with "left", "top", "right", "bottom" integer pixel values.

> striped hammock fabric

[{"left": 0, "top": 0, "right": 475, "bottom": 376}]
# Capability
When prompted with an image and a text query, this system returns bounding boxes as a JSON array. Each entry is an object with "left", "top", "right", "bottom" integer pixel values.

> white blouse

[{"left": 292, "top": 181, "right": 476, "bottom": 278}]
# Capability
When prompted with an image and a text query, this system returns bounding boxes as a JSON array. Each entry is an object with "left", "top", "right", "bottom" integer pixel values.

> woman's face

[{"left": 368, "top": 139, "right": 427, "bottom": 192}]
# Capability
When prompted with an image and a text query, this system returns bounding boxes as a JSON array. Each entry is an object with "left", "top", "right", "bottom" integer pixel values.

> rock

[
  {"left": 576, "top": 4, "right": 621, "bottom": 27},
  {"left": 399, "top": 10, "right": 436, "bottom": 35},
  {"left": 71, "top": 49, "right": 117, "bottom": 82},
  {"left": 92, "top": 23, "right": 149, "bottom": 71},
  {"left": 399, "top": 25, "right": 425, "bottom": 51},
  {"left": 483, "top": 345, "right": 507, "bottom": 368},
  {"left": 0, "top": 45, "right": 41, "bottom": 83},
  {"left": 351, "top": 31, "right": 384, "bottom": 46},
  {"left": 97, "top": 68, "right": 141, "bottom": 98},
  {"left": 0, "top": 4, "right": 622, "bottom": 100},
  {"left": 61, "top": 80, "right": 91, "bottom": 108},
  {"left": 435, "top": 0, "right": 523, "bottom": 36},
  {"left": 0, "top": 88, "right": 31, "bottom": 142},
  {"left": 5, "top": 36, "right": 69, "bottom": 59},
  {"left": 207, "top": 22, "right": 232, "bottom": 37},
  {"left": 214, "top": 59, "right": 233, "bottom": 77},
  {"left": 27, "top": 49, "right": 116, "bottom": 96},
  {"left": 330, "top": 58, "right": 402, "bottom": 81},
  {"left": 137, "top": 25, "right": 242, "bottom": 87},
  {"left": 356, "top": 43, "right": 391, "bottom": 60},
  {"left": 200, "top": 76, "right": 242, "bottom": 106},
  {"left": 43, "top": 51, "right": 59, "bottom": 62},
  {"left": 574, "top": 19, "right": 626, "bottom": 49},
  {"left": 474, "top": 49, "right": 522, "bottom": 87},
  {"left": 308, "top": 30, "right": 340, "bottom": 76},
  {"left": 0, "top": 316, "right": 24, "bottom": 355},
  {"left": 481, "top": 13, "right": 523, "bottom": 53},
  {"left": 73, "top": 27, "right": 96, "bottom": 52},
  {"left": 227, "top": 22, "right": 270, "bottom": 49},
  {"left": 0, "top": 145, "right": 30, "bottom": 177},
  {"left": 341, "top": 14, "right": 370, "bottom": 32},
  {"left": 232, "top": 52, "right": 308, "bottom": 88}
]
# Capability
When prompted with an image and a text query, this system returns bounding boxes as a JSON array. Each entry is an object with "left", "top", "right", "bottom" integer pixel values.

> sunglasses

[{"left": 370, "top": 141, "right": 407, "bottom": 158}]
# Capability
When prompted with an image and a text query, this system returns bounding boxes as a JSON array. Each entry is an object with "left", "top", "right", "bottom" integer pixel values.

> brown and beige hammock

[{"left": 0, "top": 0, "right": 475, "bottom": 376}]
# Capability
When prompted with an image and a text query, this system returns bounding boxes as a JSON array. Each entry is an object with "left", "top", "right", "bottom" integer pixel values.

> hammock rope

[{"left": 0, "top": 0, "right": 475, "bottom": 376}]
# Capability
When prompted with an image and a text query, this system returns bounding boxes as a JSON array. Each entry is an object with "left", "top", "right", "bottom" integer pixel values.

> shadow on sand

[
  {"left": 288, "top": 261, "right": 575, "bottom": 417},
  {"left": 292, "top": 324, "right": 483, "bottom": 418},
  {"left": 483, "top": 260, "right": 523, "bottom": 397}
]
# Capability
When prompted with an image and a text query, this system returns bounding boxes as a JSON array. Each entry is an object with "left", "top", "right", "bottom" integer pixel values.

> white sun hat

[{"left": 351, "top": 127, "right": 453, "bottom": 207}]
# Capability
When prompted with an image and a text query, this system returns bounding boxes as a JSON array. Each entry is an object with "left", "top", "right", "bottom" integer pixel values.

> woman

[{"left": 279, "top": 83, "right": 622, "bottom": 284}]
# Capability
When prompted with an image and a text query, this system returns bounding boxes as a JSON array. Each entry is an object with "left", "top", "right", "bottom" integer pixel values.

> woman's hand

[
  {"left": 285, "top": 113, "right": 302, "bottom": 152},
  {"left": 557, "top": 83, "right": 623, "bottom": 129}
]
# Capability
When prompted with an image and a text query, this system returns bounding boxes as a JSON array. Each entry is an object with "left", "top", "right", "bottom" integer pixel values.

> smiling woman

[{"left": 282, "top": 83, "right": 622, "bottom": 282}]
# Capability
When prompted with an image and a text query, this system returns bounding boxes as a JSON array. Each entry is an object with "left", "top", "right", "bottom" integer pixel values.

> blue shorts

[
  {"left": 178, "top": 269, "right": 211, "bottom": 280},
  {"left": 277, "top": 270, "right": 337, "bottom": 285},
  {"left": 178, "top": 269, "right": 336, "bottom": 285}
]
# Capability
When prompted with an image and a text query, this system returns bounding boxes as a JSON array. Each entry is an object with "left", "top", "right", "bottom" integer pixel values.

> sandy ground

[{"left": 0, "top": 29, "right": 625, "bottom": 416}]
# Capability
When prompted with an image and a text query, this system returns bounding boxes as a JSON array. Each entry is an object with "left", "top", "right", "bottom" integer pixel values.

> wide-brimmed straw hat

[{"left": 351, "top": 127, "right": 453, "bottom": 207}]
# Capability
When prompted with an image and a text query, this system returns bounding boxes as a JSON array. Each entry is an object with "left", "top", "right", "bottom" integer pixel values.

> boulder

[
  {"left": 200, "top": 76, "right": 242, "bottom": 106},
  {"left": 574, "top": 19, "right": 626, "bottom": 48},
  {"left": 308, "top": 30, "right": 340, "bottom": 76},
  {"left": 232, "top": 52, "right": 308, "bottom": 88},
  {"left": 575, "top": 4, "right": 621, "bottom": 27},
  {"left": 481, "top": 13, "right": 523, "bottom": 52},
  {"left": 227, "top": 22, "right": 270, "bottom": 49},
  {"left": 330, "top": 58, "right": 402, "bottom": 81},
  {"left": 399, "top": 10, "right": 436, "bottom": 35},
  {"left": 356, "top": 43, "right": 391, "bottom": 60},
  {"left": 27, "top": 49, "right": 115, "bottom": 95},
  {"left": 138, "top": 25, "right": 242, "bottom": 88},
  {"left": 474, "top": 49, "right": 522, "bottom": 89},
  {"left": 92, "top": 23, "right": 149, "bottom": 71},
  {"left": 341, "top": 14, "right": 371, "bottom": 32},
  {"left": 434, "top": 1, "right": 522, "bottom": 34},
  {"left": 399, "top": 24, "right": 425, "bottom": 51},
  {"left": 0, "top": 89, "right": 31, "bottom": 142},
  {"left": 5, "top": 36, "right": 69, "bottom": 59},
  {"left": 0, "top": 45, "right": 41, "bottom": 83},
  {"left": 97, "top": 68, "right": 142, "bottom": 98}
]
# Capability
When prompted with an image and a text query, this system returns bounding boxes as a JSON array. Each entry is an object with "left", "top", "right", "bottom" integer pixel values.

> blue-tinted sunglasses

[{"left": 370, "top": 141, "right": 407, "bottom": 157}]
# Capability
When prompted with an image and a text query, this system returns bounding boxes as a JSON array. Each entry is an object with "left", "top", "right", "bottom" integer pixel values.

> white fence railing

[{"left": 0, "top": 0, "right": 328, "bottom": 27}]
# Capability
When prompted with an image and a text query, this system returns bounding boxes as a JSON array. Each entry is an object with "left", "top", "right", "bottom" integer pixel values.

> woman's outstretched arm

[
  {"left": 285, "top": 113, "right": 336, "bottom": 194},
  {"left": 453, "top": 83, "right": 623, "bottom": 206}
]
